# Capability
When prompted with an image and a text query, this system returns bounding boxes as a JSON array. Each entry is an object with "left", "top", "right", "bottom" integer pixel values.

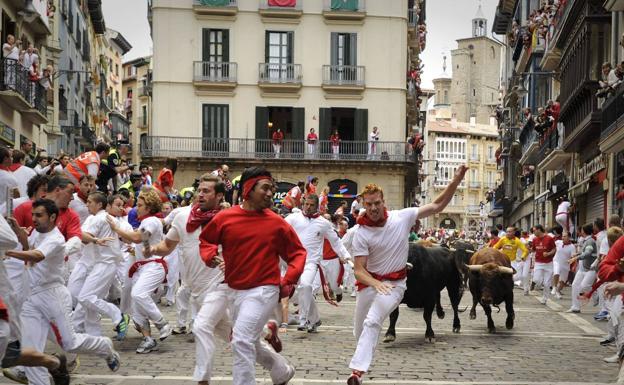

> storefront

[
  {"left": 0, "top": 123, "right": 16, "bottom": 148},
  {"left": 612, "top": 151, "right": 624, "bottom": 219},
  {"left": 569, "top": 154, "right": 607, "bottom": 227}
]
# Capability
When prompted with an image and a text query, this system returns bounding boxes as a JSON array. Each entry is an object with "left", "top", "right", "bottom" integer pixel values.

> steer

[
  {"left": 383, "top": 242, "right": 464, "bottom": 343},
  {"left": 451, "top": 239, "right": 476, "bottom": 287},
  {"left": 466, "top": 248, "right": 515, "bottom": 333}
]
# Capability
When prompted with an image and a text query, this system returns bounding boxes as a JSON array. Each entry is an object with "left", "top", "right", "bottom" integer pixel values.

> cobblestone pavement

[{"left": 1, "top": 286, "right": 618, "bottom": 385}]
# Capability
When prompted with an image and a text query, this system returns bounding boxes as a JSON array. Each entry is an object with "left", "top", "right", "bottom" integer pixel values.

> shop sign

[
  {"left": 273, "top": 181, "right": 295, "bottom": 204},
  {"left": 579, "top": 154, "right": 606, "bottom": 182},
  {"left": 0, "top": 123, "right": 15, "bottom": 146}
]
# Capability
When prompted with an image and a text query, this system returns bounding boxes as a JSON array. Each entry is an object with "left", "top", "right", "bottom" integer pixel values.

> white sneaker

[
  {"left": 539, "top": 298, "right": 547, "bottom": 305},
  {"left": 604, "top": 353, "right": 620, "bottom": 363},
  {"left": 158, "top": 322, "right": 172, "bottom": 341},
  {"left": 275, "top": 362, "right": 296, "bottom": 385},
  {"left": 350, "top": 291, "right": 357, "bottom": 298},
  {"left": 551, "top": 288, "right": 556, "bottom": 295},
  {"left": 555, "top": 292, "right": 562, "bottom": 300}
]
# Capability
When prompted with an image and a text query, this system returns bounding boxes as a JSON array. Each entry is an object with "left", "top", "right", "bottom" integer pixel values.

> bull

[
  {"left": 383, "top": 242, "right": 465, "bottom": 343},
  {"left": 450, "top": 239, "right": 477, "bottom": 287},
  {"left": 466, "top": 248, "right": 515, "bottom": 333}
]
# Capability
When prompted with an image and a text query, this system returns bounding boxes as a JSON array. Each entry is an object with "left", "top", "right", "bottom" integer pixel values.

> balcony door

[
  {"left": 202, "top": 104, "right": 229, "bottom": 155},
  {"left": 202, "top": 29, "right": 229, "bottom": 80},
  {"left": 265, "top": 31, "right": 293, "bottom": 81},
  {"left": 330, "top": 33, "right": 357, "bottom": 82}
]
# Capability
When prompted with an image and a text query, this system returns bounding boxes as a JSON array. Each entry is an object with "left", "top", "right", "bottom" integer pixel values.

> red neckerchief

[
  {"left": 77, "top": 190, "right": 88, "bottom": 203},
  {"left": 137, "top": 213, "right": 156, "bottom": 222},
  {"left": 304, "top": 212, "right": 320, "bottom": 219},
  {"left": 186, "top": 204, "right": 220, "bottom": 232},
  {"left": 356, "top": 209, "right": 389, "bottom": 227},
  {"left": 0, "top": 164, "right": 20, "bottom": 172}
]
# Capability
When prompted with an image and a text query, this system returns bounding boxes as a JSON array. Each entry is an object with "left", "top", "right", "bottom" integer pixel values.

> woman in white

[
  {"left": 367, "top": 126, "right": 380, "bottom": 160},
  {"left": 551, "top": 232, "right": 575, "bottom": 299},
  {"left": 2, "top": 35, "right": 20, "bottom": 88},
  {"left": 107, "top": 189, "right": 171, "bottom": 354}
]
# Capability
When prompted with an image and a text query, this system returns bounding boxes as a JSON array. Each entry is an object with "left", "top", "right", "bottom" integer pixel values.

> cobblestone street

[{"left": 1, "top": 286, "right": 618, "bottom": 385}]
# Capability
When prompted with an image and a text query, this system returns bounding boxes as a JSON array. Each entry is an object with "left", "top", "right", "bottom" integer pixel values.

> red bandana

[
  {"left": 0, "top": 164, "right": 20, "bottom": 172},
  {"left": 304, "top": 212, "right": 320, "bottom": 219},
  {"left": 356, "top": 209, "right": 389, "bottom": 227},
  {"left": 186, "top": 204, "right": 220, "bottom": 233},
  {"left": 77, "top": 190, "right": 88, "bottom": 203},
  {"left": 137, "top": 212, "right": 163, "bottom": 222},
  {"left": 242, "top": 176, "right": 271, "bottom": 200}
]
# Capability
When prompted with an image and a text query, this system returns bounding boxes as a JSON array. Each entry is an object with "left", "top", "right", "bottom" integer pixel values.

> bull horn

[
  {"left": 466, "top": 264, "right": 483, "bottom": 272},
  {"left": 466, "top": 249, "right": 475, "bottom": 254},
  {"left": 449, "top": 247, "right": 457, "bottom": 252},
  {"left": 497, "top": 266, "right": 514, "bottom": 274}
]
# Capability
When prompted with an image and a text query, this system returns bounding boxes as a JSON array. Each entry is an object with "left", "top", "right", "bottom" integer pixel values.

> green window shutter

[
  {"left": 265, "top": 31, "right": 270, "bottom": 63},
  {"left": 287, "top": 31, "right": 294, "bottom": 64},
  {"left": 354, "top": 108, "right": 368, "bottom": 141},
  {"left": 319, "top": 108, "right": 332, "bottom": 156},
  {"left": 255, "top": 107, "right": 269, "bottom": 139},
  {"left": 222, "top": 30, "right": 229, "bottom": 62},
  {"left": 293, "top": 107, "right": 305, "bottom": 156},
  {"left": 349, "top": 33, "right": 357, "bottom": 66},
  {"left": 330, "top": 33, "right": 338, "bottom": 66},
  {"left": 202, "top": 29, "right": 210, "bottom": 61},
  {"left": 200, "top": 0, "right": 230, "bottom": 6},
  {"left": 331, "top": 0, "right": 359, "bottom": 11}
]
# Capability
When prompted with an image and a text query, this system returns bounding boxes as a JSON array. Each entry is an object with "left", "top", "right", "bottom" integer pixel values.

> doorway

[{"left": 255, "top": 106, "right": 304, "bottom": 156}]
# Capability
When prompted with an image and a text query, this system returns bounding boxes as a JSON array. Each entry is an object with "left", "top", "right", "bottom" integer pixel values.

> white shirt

[
  {"left": 350, "top": 200, "right": 363, "bottom": 215},
  {"left": 0, "top": 215, "right": 19, "bottom": 342},
  {"left": 27, "top": 227, "right": 66, "bottom": 294},
  {"left": 342, "top": 224, "right": 360, "bottom": 255},
  {"left": 166, "top": 206, "right": 223, "bottom": 295},
  {"left": 77, "top": 215, "right": 96, "bottom": 268},
  {"left": 596, "top": 230, "right": 607, "bottom": 256},
  {"left": 2, "top": 44, "right": 18, "bottom": 60},
  {"left": 556, "top": 201, "right": 570, "bottom": 215},
  {"left": 600, "top": 235, "right": 610, "bottom": 256},
  {"left": 33, "top": 164, "right": 52, "bottom": 175},
  {"left": 135, "top": 216, "right": 164, "bottom": 261},
  {"left": 554, "top": 239, "right": 575, "bottom": 265},
  {"left": 0, "top": 170, "right": 18, "bottom": 205},
  {"left": 351, "top": 207, "right": 419, "bottom": 276},
  {"left": 285, "top": 212, "right": 351, "bottom": 264},
  {"left": 12, "top": 165, "right": 36, "bottom": 198},
  {"left": 369, "top": 131, "right": 380, "bottom": 141},
  {"left": 69, "top": 193, "right": 89, "bottom": 224},
  {"left": 82, "top": 210, "right": 121, "bottom": 264}
]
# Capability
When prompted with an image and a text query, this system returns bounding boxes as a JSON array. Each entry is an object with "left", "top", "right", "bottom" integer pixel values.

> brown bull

[{"left": 466, "top": 248, "right": 515, "bottom": 333}]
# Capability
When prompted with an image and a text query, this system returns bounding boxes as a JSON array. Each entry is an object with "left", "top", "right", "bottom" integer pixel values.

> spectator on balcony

[
  {"left": 2, "top": 35, "right": 21, "bottom": 89},
  {"left": 522, "top": 108, "right": 535, "bottom": 131},
  {"left": 22, "top": 45, "right": 38, "bottom": 73},
  {"left": 534, "top": 107, "right": 553, "bottom": 136},
  {"left": 306, "top": 128, "right": 318, "bottom": 158},
  {"left": 597, "top": 62, "right": 620, "bottom": 99},
  {"left": 367, "top": 126, "right": 380, "bottom": 160},
  {"left": 39, "top": 65, "right": 53, "bottom": 90},
  {"left": 154, "top": 158, "right": 177, "bottom": 202},
  {"left": 330, "top": 130, "right": 340, "bottom": 160},
  {"left": 272, "top": 128, "right": 284, "bottom": 159}
]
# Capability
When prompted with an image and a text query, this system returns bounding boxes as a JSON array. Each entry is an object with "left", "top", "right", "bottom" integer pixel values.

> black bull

[{"left": 383, "top": 243, "right": 467, "bottom": 343}]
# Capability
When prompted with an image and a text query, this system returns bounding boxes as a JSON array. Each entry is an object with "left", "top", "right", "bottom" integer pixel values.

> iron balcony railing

[
  {"left": 601, "top": 86, "right": 624, "bottom": 140},
  {"left": 537, "top": 126, "right": 562, "bottom": 160},
  {"left": 193, "top": 61, "right": 237, "bottom": 83},
  {"left": 466, "top": 204, "right": 481, "bottom": 214},
  {"left": 29, "top": 82, "right": 47, "bottom": 117},
  {"left": 408, "top": 8, "right": 418, "bottom": 26},
  {"left": 519, "top": 122, "right": 538, "bottom": 154},
  {"left": 140, "top": 136, "right": 415, "bottom": 162},
  {"left": 139, "top": 85, "right": 152, "bottom": 97},
  {"left": 194, "top": 0, "right": 237, "bottom": 6},
  {"left": 469, "top": 154, "right": 480, "bottom": 161},
  {"left": 258, "top": 63, "right": 302, "bottom": 84},
  {"left": 322, "top": 65, "right": 364, "bottom": 86},
  {"left": 469, "top": 181, "right": 481, "bottom": 189},
  {"left": 0, "top": 59, "right": 48, "bottom": 116}
]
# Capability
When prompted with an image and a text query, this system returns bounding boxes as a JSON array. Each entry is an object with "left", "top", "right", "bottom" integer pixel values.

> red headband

[{"left": 242, "top": 176, "right": 271, "bottom": 200}]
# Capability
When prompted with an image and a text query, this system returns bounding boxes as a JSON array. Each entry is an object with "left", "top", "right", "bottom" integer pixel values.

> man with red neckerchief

[
  {"left": 199, "top": 166, "right": 306, "bottom": 385},
  {"left": 531, "top": 224, "right": 556, "bottom": 304},
  {"left": 69, "top": 175, "right": 96, "bottom": 224},
  {"left": 346, "top": 165, "right": 468, "bottom": 385},
  {"left": 285, "top": 194, "right": 351, "bottom": 333}
]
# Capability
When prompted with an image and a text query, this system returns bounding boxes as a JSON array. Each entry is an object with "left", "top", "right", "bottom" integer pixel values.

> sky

[
  {"left": 101, "top": 0, "right": 152, "bottom": 62},
  {"left": 101, "top": 0, "right": 499, "bottom": 81},
  {"left": 419, "top": 0, "right": 500, "bottom": 89}
]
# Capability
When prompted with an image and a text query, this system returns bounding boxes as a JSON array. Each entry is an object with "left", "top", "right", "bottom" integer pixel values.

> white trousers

[
  {"left": 553, "top": 260, "right": 571, "bottom": 283},
  {"left": 22, "top": 286, "right": 113, "bottom": 385},
  {"left": 321, "top": 258, "right": 342, "bottom": 295},
  {"left": 229, "top": 284, "right": 291, "bottom": 385},
  {"left": 571, "top": 267, "right": 596, "bottom": 311},
  {"left": 332, "top": 145, "right": 339, "bottom": 159},
  {"left": 273, "top": 144, "right": 281, "bottom": 158},
  {"left": 343, "top": 261, "right": 356, "bottom": 291},
  {"left": 164, "top": 251, "right": 180, "bottom": 303},
  {"left": 73, "top": 262, "right": 122, "bottom": 335},
  {"left": 0, "top": 319, "right": 9, "bottom": 363},
  {"left": 131, "top": 262, "right": 166, "bottom": 327},
  {"left": 119, "top": 256, "right": 134, "bottom": 315},
  {"left": 193, "top": 284, "right": 233, "bottom": 381},
  {"left": 4, "top": 259, "right": 29, "bottom": 316},
  {"left": 532, "top": 262, "right": 553, "bottom": 301},
  {"left": 297, "top": 262, "right": 321, "bottom": 326},
  {"left": 555, "top": 213, "right": 574, "bottom": 234},
  {"left": 176, "top": 283, "right": 191, "bottom": 327},
  {"left": 67, "top": 262, "right": 90, "bottom": 308},
  {"left": 350, "top": 282, "right": 406, "bottom": 372}
]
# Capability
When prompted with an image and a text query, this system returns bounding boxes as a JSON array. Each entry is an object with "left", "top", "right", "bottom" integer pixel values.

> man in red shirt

[
  {"left": 272, "top": 128, "right": 284, "bottom": 159},
  {"left": 487, "top": 229, "right": 500, "bottom": 247},
  {"left": 531, "top": 224, "right": 556, "bottom": 304},
  {"left": 199, "top": 166, "right": 306, "bottom": 385},
  {"left": 280, "top": 181, "right": 305, "bottom": 215}
]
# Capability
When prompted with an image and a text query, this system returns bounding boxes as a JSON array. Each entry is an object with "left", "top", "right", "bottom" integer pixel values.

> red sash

[
  {"left": 356, "top": 268, "right": 407, "bottom": 291},
  {"left": 0, "top": 297, "right": 8, "bottom": 321},
  {"left": 129, "top": 258, "right": 169, "bottom": 283}
]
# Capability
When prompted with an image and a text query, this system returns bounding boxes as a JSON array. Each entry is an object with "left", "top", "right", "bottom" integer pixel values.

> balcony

[
  {"left": 192, "top": 0, "right": 238, "bottom": 18},
  {"left": 537, "top": 127, "right": 571, "bottom": 171},
  {"left": 139, "top": 85, "right": 152, "bottom": 98},
  {"left": 258, "top": 63, "right": 302, "bottom": 94},
  {"left": 110, "top": 112, "right": 130, "bottom": 140},
  {"left": 548, "top": 171, "right": 569, "bottom": 198},
  {"left": 193, "top": 61, "right": 237, "bottom": 93},
  {"left": 258, "top": 0, "right": 302, "bottom": 22},
  {"left": 518, "top": 123, "right": 539, "bottom": 165},
  {"left": 0, "top": 59, "right": 48, "bottom": 124},
  {"left": 408, "top": 8, "right": 418, "bottom": 29},
  {"left": 468, "top": 181, "right": 481, "bottom": 190},
  {"left": 599, "top": 86, "right": 624, "bottom": 153},
  {"left": 140, "top": 136, "right": 415, "bottom": 163},
  {"left": 468, "top": 154, "right": 480, "bottom": 163},
  {"left": 322, "top": 0, "right": 366, "bottom": 23},
  {"left": 321, "top": 65, "right": 364, "bottom": 97},
  {"left": 488, "top": 183, "right": 505, "bottom": 217}
]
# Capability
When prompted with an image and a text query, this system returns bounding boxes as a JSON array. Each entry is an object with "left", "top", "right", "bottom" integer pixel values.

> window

[
  {"left": 443, "top": 90, "right": 448, "bottom": 104},
  {"left": 487, "top": 145, "right": 494, "bottom": 160},
  {"left": 470, "top": 169, "right": 477, "bottom": 182},
  {"left": 127, "top": 88, "right": 132, "bottom": 98},
  {"left": 266, "top": 31, "right": 293, "bottom": 65},
  {"left": 202, "top": 104, "right": 229, "bottom": 139},
  {"left": 202, "top": 29, "right": 229, "bottom": 63},
  {"left": 141, "top": 105, "right": 147, "bottom": 126},
  {"left": 330, "top": 33, "right": 357, "bottom": 66},
  {"left": 471, "top": 144, "right": 477, "bottom": 159}
]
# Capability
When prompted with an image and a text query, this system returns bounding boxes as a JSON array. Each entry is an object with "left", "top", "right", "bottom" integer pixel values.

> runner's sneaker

[
  {"left": 347, "top": 370, "right": 363, "bottom": 385},
  {"left": 156, "top": 320, "right": 172, "bottom": 341},
  {"left": 307, "top": 320, "right": 322, "bottom": 333},
  {"left": 49, "top": 352, "right": 69, "bottom": 385},
  {"left": 3, "top": 368, "right": 28, "bottom": 384},
  {"left": 595, "top": 310, "right": 609, "bottom": 321},
  {"left": 115, "top": 313, "right": 131, "bottom": 341},
  {"left": 172, "top": 326, "right": 187, "bottom": 335},
  {"left": 275, "top": 362, "right": 296, "bottom": 385},
  {"left": 297, "top": 321, "right": 308, "bottom": 331},
  {"left": 264, "top": 320, "right": 282, "bottom": 353},
  {"left": 106, "top": 350, "right": 121, "bottom": 372},
  {"left": 136, "top": 336, "right": 158, "bottom": 354}
]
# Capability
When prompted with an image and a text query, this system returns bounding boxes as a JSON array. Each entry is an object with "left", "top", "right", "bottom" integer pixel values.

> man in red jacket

[{"left": 199, "top": 166, "right": 306, "bottom": 385}]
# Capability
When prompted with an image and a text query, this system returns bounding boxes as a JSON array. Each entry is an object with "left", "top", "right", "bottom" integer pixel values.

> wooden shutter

[
  {"left": 264, "top": 31, "right": 270, "bottom": 63},
  {"left": 293, "top": 107, "right": 305, "bottom": 156},
  {"left": 354, "top": 109, "right": 368, "bottom": 141},
  {"left": 202, "top": 29, "right": 210, "bottom": 61},
  {"left": 287, "top": 31, "right": 294, "bottom": 64},
  {"left": 222, "top": 30, "right": 230, "bottom": 62},
  {"left": 330, "top": 33, "right": 338, "bottom": 65},
  {"left": 255, "top": 106, "right": 270, "bottom": 154},
  {"left": 349, "top": 33, "right": 357, "bottom": 66},
  {"left": 319, "top": 108, "right": 332, "bottom": 156}
]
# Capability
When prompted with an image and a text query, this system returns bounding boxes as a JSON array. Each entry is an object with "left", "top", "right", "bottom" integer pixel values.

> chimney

[
  {"left": 451, "top": 117, "right": 457, "bottom": 128},
  {"left": 470, "top": 116, "right": 476, "bottom": 127}
]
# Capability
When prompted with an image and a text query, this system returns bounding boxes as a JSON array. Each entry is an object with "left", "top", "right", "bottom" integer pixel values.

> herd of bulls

[{"left": 382, "top": 241, "right": 516, "bottom": 343}]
